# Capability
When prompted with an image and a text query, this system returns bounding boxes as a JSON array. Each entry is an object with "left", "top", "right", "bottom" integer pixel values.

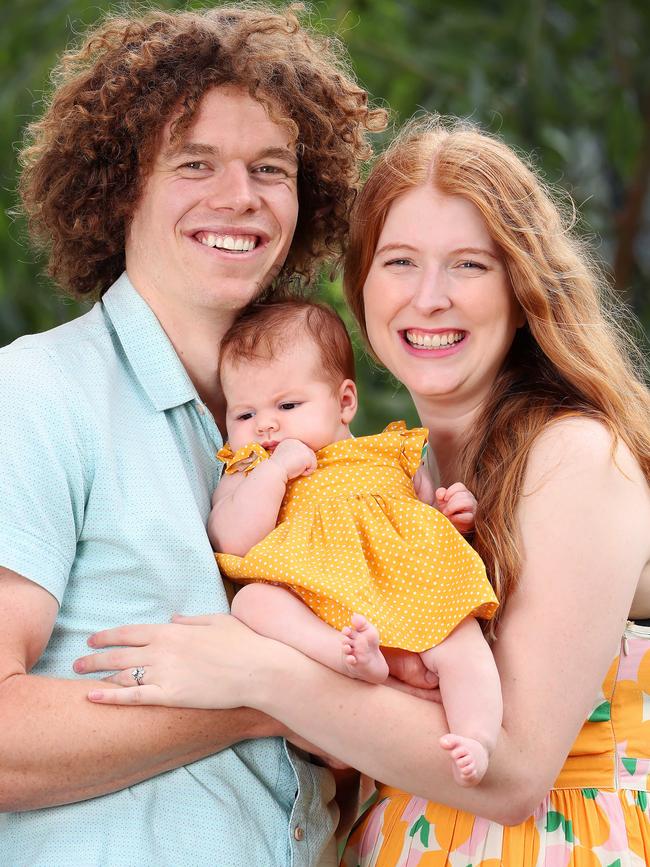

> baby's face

[{"left": 222, "top": 335, "right": 353, "bottom": 454}]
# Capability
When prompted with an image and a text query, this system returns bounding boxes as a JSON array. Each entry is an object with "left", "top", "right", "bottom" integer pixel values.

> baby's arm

[
  {"left": 209, "top": 439, "right": 317, "bottom": 556},
  {"left": 414, "top": 466, "right": 477, "bottom": 534}
]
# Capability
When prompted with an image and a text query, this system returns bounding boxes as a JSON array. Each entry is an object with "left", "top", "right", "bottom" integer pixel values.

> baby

[{"left": 211, "top": 299, "right": 502, "bottom": 786}]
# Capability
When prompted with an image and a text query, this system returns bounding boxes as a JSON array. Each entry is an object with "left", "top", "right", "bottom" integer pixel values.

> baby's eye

[
  {"left": 236, "top": 411, "right": 254, "bottom": 421},
  {"left": 279, "top": 402, "right": 300, "bottom": 411}
]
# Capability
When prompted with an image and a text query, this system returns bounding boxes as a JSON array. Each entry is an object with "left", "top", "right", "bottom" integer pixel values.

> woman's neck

[{"left": 413, "top": 394, "right": 485, "bottom": 486}]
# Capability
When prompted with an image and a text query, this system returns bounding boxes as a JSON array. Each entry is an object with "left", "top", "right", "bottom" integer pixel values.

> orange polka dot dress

[{"left": 216, "top": 422, "right": 497, "bottom": 651}]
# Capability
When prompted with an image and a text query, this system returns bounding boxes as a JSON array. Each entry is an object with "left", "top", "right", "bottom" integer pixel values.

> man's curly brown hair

[{"left": 18, "top": 3, "right": 387, "bottom": 299}]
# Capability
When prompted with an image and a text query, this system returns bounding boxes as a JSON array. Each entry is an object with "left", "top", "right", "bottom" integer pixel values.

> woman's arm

[
  {"left": 209, "top": 438, "right": 316, "bottom": 555},
  {"left": 77, "top": 418, "right": 650, "bottom": 823}
]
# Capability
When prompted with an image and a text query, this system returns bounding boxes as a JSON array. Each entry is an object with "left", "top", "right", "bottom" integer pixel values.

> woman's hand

[{"left": 73, "top": 613, "right": 269, "bottom": 708}]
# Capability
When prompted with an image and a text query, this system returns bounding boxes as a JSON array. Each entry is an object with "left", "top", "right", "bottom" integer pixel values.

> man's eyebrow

[{"left": 164, "top": 142, "right": 298, "bottom": 168}]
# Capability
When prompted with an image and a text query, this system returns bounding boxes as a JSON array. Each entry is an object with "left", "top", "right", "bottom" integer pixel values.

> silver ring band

[{"left": 131, "top": 666, "right": 145, "bottom": 686}]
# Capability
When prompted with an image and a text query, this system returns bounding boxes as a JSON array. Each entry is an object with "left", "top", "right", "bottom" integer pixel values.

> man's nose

[
  {"left": 412, "top": 269, "right": 452, "bottom": 314},
  {"left": 204, "top": 162, "right": 261, "bottom": 213}
]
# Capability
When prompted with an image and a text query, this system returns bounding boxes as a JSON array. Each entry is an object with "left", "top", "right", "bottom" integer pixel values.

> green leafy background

[{"left": 3, "top": 0, "right": 649, "bottom": 434}]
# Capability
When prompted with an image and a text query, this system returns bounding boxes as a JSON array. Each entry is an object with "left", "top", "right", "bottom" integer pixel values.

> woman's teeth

[
  {"left": 405, "top": 330, "right": 464, "bottom": 349},
  {"left": 200, "top": 234, "right": 257, "bottom": 252}
]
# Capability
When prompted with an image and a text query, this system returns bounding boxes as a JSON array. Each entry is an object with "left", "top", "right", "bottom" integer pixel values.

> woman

[{"left": 75, "top": 117, "right": 650, "bottom": 864}]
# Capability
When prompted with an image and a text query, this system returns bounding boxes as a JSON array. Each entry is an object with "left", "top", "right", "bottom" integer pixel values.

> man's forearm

[{"left": 0, "top": 673, "right": 278, "bottom": 812}]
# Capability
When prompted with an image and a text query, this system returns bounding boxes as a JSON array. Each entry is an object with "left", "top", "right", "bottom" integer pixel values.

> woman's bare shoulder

[{"left": 525, "top": 415, "right": 646, "bottom": 492}]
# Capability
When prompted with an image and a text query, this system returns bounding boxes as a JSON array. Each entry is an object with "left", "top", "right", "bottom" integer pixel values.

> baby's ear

[{"left": 339, "top": 379, "right": 358, "bottom": 424}]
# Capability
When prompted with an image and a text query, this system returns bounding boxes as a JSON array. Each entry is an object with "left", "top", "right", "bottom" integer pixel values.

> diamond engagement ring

[{"left": 131, "top": 667, "right": 145, "bottom": 686}]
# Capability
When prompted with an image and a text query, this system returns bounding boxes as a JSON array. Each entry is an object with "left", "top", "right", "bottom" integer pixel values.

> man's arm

[{"left": 0, "top": 568, "right": 281, "bottom": 812}]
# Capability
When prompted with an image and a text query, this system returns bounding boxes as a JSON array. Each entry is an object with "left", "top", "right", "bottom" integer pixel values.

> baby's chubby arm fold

[{"left": 209, "top": 439, "right": 317, "bottom": 556}]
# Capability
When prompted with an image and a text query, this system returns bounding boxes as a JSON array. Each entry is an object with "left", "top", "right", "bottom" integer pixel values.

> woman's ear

[{"left": 339, "top": 379, "right": 358, "bottom": 424}]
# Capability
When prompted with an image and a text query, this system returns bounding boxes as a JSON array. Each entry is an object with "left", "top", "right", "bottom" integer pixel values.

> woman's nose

[{"left": 412, "top": 270, "right": 452, "bottom": 314}]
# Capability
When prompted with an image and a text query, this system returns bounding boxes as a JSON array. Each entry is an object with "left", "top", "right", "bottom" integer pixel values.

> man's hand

[
  {"left": 271, "top": 439, "right": 317, "bottom": 480},
  {"left": 435, "top": 482, "right": 477, "bottom": 534}
]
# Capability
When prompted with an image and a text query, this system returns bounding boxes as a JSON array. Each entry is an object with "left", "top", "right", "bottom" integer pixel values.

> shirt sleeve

[{"left": 0, "top": 345, "right": 89, "bottom": 603}]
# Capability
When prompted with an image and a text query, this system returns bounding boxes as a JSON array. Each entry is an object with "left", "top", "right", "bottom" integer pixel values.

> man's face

[{"left": 125, "top": 86, "right": 299, "bottom": 319}]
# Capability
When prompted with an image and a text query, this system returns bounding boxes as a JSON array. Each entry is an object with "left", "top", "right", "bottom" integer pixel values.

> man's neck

[{"left": 133, "top": 282, "right": 234, "bottom": 430}]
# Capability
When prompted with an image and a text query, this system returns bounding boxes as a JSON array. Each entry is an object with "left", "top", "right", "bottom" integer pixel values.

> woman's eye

[
  {"left": 385, "top": 258, "right": 413, "bottom": 267},
  {"left": 458, "top": 260, "right": 487, "bottom": 271}
]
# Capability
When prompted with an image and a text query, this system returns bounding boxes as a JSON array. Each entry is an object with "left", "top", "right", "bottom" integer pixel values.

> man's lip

[{"left": 191, "top": 227, "right": 269, "bottom": 241}]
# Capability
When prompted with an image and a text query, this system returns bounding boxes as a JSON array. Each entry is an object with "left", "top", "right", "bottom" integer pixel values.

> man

[{"left": 0, "top": 7, "right": 384, "bottom": 865}]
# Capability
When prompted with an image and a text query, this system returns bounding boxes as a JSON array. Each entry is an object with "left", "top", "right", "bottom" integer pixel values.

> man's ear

[{"left": 338, "top": 379, "right": 358, "bottom": 424}]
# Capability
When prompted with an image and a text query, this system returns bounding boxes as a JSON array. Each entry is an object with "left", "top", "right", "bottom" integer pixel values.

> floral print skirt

[
  {"left": 342, "top": 625, "right": 650, "bottom": 866},
  {"left": 342, "top": 785, "right": 650, "bottom": 866}
]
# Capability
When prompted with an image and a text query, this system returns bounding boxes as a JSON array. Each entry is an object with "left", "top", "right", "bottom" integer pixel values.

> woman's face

[{"left": 362, "top": 185, "right": 524, "bottom": 409}]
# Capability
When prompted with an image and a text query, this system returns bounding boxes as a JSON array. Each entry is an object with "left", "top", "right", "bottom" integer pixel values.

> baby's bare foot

[
  {"left": 341, "top": 614, "right": 389, "bottom": 684},
  {"left": 439, "top": 734, "right": 489, "bottom": 787}
]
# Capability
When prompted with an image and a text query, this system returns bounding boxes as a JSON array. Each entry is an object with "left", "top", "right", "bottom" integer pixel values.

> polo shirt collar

[{"left": 102, "top": 272, "right": 198, "bottom": 412}]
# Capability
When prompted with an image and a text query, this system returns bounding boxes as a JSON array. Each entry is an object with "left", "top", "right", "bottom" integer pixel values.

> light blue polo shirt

[{"left": 0, "top": 273, "right": 336, "bottom": 867}]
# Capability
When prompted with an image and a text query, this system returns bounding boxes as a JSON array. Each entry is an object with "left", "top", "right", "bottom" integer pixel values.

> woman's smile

[{"left": 363, "top": 185, "right": 524, "bottom": 407}]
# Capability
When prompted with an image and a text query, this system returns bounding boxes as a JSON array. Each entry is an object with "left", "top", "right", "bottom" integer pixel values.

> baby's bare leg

[
  {"left": 341, "top": 614, "right": 389, "bottom": 683},
  {"left": 231, "top": 584, "right": 388, "bottom": 683},
  {"left": 420, "top": 617, "right": 502, "bottom": 787}
]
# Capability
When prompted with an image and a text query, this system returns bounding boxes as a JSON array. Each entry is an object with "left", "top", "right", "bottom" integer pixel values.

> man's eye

[
  {"left": 253, "top": 164, "right": 290, "bottom": 178},
  {"left": 279, "top": 402, "right": 299, "bottom": 411},
  {"left": 182, "top": 161, "right": 208, "bottom": 171}
]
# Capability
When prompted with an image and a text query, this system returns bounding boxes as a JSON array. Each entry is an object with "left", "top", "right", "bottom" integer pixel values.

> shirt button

[{"left": 293, "top": 826, "right": 304, "bottom": 841}]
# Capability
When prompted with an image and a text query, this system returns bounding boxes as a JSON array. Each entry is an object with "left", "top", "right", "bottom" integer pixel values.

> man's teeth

[
  {"left": 405, "top": 330, "right": 464, "bottom": 348},
  {"left": 200, "top": 233, "right": 257, "bottom": 252}
]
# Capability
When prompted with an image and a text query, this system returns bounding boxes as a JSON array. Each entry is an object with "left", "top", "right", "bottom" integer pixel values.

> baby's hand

[
  {"left": 435, "top": 482, "right": 477, "bottom": 534},
  {"left": 271, "top": 439, "right": 317, "bottom": 480}
]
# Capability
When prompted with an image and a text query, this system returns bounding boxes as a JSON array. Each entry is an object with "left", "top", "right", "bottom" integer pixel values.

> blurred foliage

[{"left": 2, "top": 0, "right": 649, "bottom": 433}]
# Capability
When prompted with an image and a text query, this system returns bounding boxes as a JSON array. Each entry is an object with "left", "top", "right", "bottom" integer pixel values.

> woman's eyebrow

[{"left": 375, "top": 242, "right": 419, "bottom": 256}]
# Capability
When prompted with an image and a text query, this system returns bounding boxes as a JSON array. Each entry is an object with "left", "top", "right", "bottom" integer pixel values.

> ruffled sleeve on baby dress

[
  {"left": 383, "top": 420, "right": 428, "bottom": 480},
  {"left": 216, "top": 442, "right": 271, "bottom": 475}
]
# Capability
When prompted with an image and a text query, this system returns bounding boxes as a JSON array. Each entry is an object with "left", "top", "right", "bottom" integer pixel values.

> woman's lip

[{"left": 399, "top": 329, "right": 467, "bottom": 357}]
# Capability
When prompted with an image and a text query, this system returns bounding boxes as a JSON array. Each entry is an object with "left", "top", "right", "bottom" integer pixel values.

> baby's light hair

[{"left": 219, "top": 299, "right": 355, "bottom": 389}]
